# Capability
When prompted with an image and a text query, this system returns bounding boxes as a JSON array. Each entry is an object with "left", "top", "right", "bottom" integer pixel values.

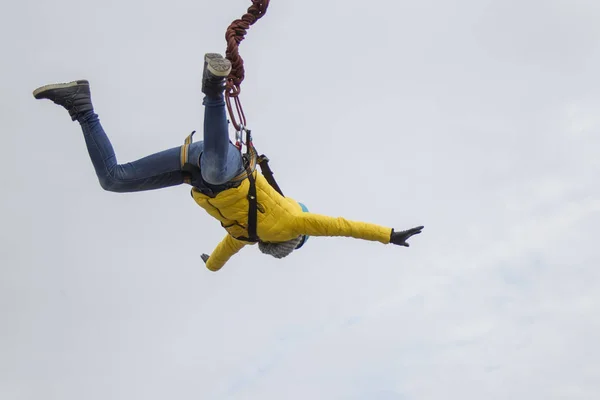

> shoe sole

[
  {"left": 207, "top": 58, "right": 231, "bottom": 77},
  {"left": 204, "top": 53, "right": 224, "bottom": 63},
  {"left": 33, "top": 79, "right": 89, "bottom": 99}
]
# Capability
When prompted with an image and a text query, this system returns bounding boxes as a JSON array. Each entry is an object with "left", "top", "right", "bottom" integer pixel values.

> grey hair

[{"left": 258, "top": 236, "right": 303, "bottom": 259}]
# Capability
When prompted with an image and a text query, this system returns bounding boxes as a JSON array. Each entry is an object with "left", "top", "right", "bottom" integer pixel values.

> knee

[
  {"left": 200, "top": 148, "right": 242, "bottom": 185},
  {"left": 98, "top": 175, "right": 118, "bottom": 192},
  {"left": 200, "top": 157, "right": 229, "bottom": 185},
  {"left": 97, "top": 174, "right": 129, "bottom": 193}
]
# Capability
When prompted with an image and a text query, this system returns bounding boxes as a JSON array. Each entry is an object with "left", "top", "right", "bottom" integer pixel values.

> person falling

[{"left": 32, "top": 53, "right": 424, "bottom": 271}]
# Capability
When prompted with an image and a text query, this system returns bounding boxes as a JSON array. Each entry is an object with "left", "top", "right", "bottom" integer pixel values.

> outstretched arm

[
  {"left": 294, "top": 212, "right": 423, "bottom": 246},
  {"left": 201, "top": 234, "right": 248, "bottom": 272}
]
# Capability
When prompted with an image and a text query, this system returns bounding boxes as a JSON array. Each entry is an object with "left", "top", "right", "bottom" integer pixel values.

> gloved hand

[
  {"left": 390, "top": 226, "right": 424, "bottom": 247},
  {"left": 201, "top": 253, "right": 210, "bottom": 264}
]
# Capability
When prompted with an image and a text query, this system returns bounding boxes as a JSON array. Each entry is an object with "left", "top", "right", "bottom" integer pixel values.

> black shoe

[
  {"left": 202, "top": 53, "right": 231, "bottom": 97},
  {"left": 33, "top": 79, "right": 93, "bottom": 121}
]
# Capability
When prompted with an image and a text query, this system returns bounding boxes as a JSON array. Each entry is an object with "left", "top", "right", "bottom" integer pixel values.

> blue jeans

[{"left": 77, "top": 95, "right": 245, "bottom": 193}]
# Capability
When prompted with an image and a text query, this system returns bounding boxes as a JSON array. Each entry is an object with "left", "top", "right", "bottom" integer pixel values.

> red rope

[{"left": 224, "top": 0, "right": 270, "bottom": 131}]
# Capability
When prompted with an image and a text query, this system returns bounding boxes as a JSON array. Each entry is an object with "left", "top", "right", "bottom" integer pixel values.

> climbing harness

[
  {"left": 180, "top": 0, "right": 281, "bottom": 243},
  {"left": 179, "top": 127, "right": 282, "bottom": 243},
  {"left": 179, "top": 129, "right": 257, "bottom": 189}
]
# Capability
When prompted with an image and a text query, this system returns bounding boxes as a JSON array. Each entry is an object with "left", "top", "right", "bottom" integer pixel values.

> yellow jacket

[{"left": 191, "top": 170, "right": 392, "bottom": 271}]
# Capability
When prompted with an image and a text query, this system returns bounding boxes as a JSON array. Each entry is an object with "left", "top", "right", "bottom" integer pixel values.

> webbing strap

[
  {"left": 180, "top": 131, "right": 196, "bottom": 184},
  {"left": 257, "top": 155, "right": 283, "bottom": 196},
  {"left": 244, "top": 156, "right": 259, "bottom": 242},
  {"left": 230, "top": 144, "right": 258, "bottom": 182}
]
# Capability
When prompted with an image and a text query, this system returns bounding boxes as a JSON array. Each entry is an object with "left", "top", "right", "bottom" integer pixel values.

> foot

[
  {"left": 33, "top": 80, "right": 93, "bottom": 121},
  {"left": 202, "top": 53, "right": 231, "bottom": 97},
  {"left": 204, "top": 53, "right": 231, "bottom": 77},
  {"left": 204, "top": 53, "right": 224, "bottom": 67},
  {"left": 206, "top": 57, "right": 232, "bottom": 78}
]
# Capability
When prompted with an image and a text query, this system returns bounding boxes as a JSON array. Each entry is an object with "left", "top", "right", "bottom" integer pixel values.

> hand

[
  {"left": 201, "top": 253, "right": 210, "bottom": 264},
  {"left": 390, "top": 226, "right": 424, "bottom": 247}
]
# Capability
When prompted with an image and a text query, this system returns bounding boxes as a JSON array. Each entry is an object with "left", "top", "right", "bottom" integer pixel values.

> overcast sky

[{"left": 2, "top": 0, "right": 600, "bottom": 399}]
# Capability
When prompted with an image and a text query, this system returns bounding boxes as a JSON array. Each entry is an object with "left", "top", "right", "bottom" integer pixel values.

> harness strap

[
  {"left": 244, "top": 154, "right": 259, "bottom": 242},
  {"left": 180, "top": 131, "right": 199, "bottom": 184},
  {"left": 257, "top": 155, "right": 283, "bottom": 197},
  {"left": 231, "top": 144, "right": 258, "bottom": 182}
]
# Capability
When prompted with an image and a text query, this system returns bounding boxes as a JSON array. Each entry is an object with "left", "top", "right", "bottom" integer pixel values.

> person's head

[
  {"left": 258, "top": 201, "right": 310, "bottom": 258},
  {"left": 258, "top": 236, "right": 303, "bottom": 259}
]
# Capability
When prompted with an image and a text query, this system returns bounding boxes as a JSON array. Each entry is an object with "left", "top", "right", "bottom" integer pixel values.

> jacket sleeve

[
  {"left": 205, "top": 234, "right": 248, "bottom": 272},
  {"left": 294, "top": 212, "right": 392, "bottom": 244}
]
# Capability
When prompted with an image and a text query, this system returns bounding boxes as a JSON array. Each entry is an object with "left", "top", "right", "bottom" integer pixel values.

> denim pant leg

[
  {"left": 200, "top": 95, "right": 245, "bottom": 185},
  {"left": 78, "top": 111, "right": 187, "bottom": 192}
]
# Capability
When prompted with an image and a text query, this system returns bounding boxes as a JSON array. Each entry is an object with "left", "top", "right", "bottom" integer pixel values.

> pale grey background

[{"left": 2, "top": 0, "right": 599, "bottom": 399}]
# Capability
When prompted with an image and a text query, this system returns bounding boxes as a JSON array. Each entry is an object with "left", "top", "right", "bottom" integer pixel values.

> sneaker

[
  {"left": 206, "top": 57, "right": 232, "bottom": 78},
  {"left": 33, "top": 80, "right": 93, "bottom": 121},
  {"left": 202, "top": 53, "right": 232, "bottom": 97}
]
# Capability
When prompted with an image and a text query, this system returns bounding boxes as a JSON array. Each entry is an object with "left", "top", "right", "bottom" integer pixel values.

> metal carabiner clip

[{"left": 236, "top": 124, "right": 246, "bottom": 146}]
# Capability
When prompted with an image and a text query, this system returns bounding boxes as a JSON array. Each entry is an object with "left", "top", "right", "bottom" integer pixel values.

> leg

[
  {"left": 78, "top": 111, "right": 187, "bottom": 193},
  {"left": 33, "top": 80, "right": 191, "bottom": 193},
  {"left": 200, "top": 94, "right": 244, "bottom": 185},
  {"left": 200, "top": 54, "right": 244, "bottom": 185}
]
